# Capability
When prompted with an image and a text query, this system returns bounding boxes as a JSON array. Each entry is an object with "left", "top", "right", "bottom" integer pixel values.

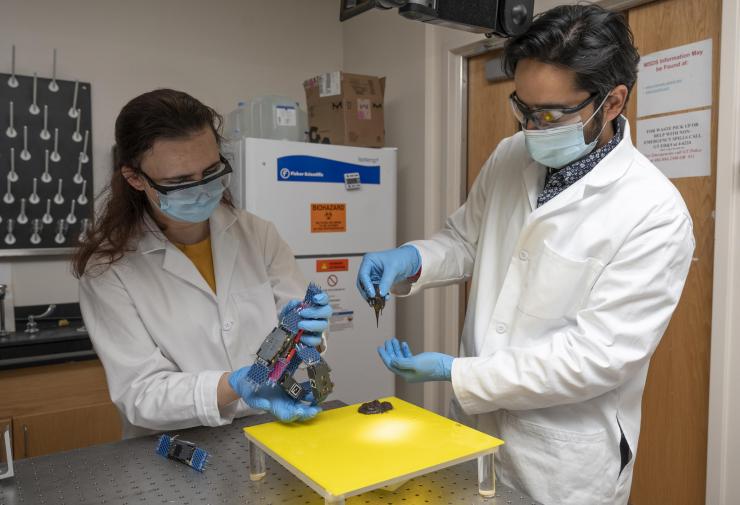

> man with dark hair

[{"left": 358, "top": 4, "right": 694, "bottom": 504}]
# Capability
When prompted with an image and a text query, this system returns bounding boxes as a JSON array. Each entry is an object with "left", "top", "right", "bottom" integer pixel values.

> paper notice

[
  {"left": 636, "top": 109, "right": 711, "bottom": 179},
  {"left": 637, "top": 38, "right": 712, "bottom": 117}
]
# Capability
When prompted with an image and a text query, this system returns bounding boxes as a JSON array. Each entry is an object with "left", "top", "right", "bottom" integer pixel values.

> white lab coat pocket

[
  {"left": 230, "top": 281, "right": 279, "bottom": 358},
  {"left": 492, "top": 410, "right": 612, "bottom": 505},
  {"left": 518, "top": 242, "right": 602, "bottom": 320}
]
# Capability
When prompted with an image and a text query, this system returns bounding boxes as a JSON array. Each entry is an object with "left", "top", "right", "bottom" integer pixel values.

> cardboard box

[{"left": 303, "top": 72, "right": 385, "bottom": 148}]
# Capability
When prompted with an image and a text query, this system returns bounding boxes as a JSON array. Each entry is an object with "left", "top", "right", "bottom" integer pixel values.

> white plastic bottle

[
  {"left": 224, "top": 101, "right": 249, "bottom": 140},
  {"left": 249, "top": 96, "right": 307, "bottom": 142}
]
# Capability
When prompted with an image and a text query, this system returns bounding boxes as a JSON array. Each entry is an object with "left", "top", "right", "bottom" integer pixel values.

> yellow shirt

[{"left": 175, "top": 236, "right": 216, "bottom": 293}]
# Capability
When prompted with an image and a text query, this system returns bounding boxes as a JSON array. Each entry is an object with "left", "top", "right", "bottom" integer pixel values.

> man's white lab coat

[{"left": 398, "top": 119, "right": 694, "bottom": 505}]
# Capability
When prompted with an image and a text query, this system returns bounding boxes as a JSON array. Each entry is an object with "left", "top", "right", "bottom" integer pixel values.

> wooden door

[
  {"left": 625, "top": 0, "right": 720, "bottom": 503},
  {"left": 465, "top": 0, "right": 719, "bottom": 503},
  {"left": 467, "top": 50, "right": 518, "bottom": 192},
  {"left": 12, "top": 403, "right": 121, "bottom": 458}
]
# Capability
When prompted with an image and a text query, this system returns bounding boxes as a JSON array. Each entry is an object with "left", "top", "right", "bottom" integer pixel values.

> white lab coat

[
  {"left": 397, "top": 119, "right": 694, "bottom": 505},
  {"left": 79, "top": 205, "right": 307, "bottom": 438}
]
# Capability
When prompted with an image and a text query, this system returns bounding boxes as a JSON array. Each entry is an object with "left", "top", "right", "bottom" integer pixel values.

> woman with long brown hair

[{"left": 75, "top": 89, "right": 331, "bottom": 438}]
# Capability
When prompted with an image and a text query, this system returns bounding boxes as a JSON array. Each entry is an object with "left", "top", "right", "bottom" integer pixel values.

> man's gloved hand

[
  {"left": 377, "top": 338, "right": 453, "bottom": 383},
  {"left": 281, "top": 291, "right": 333, "bottom": 347},
  {"left": 228, "top": 366, "right": 321, "bottom": 422},
  {"left": 356, "top": 245, "right": 422, "bottom": 301}
]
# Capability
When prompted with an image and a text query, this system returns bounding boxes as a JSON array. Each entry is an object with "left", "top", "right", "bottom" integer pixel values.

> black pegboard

[{"left": 0, "top": 72, "right": 93, "bottom": 255}]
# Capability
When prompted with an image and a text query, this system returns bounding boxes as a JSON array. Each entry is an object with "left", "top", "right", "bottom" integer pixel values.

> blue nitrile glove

[
  {"left": 377, "top": 338, "right": 453, "bottom": 383},
  {"left": 229, "top": 366, "right": 321, "bottom": 422},
  {"left": 356, "top": 245, "right": 422, "bottom": 301},
  {"left": 281, "top": 291, "right": 333, "bottom": 347}
]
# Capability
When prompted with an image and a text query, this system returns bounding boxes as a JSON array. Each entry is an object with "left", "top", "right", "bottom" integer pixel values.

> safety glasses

[
  {"left": 139, "top": 155, "right": 233, "bottom": 195},
  {"left": 509, "top": 92, "right": 598, "bottom": 130}
]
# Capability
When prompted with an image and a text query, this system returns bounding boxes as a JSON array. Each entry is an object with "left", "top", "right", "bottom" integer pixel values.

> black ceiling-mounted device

[{"left": 340, "top": 0, "right": 534, "bottom": 38}]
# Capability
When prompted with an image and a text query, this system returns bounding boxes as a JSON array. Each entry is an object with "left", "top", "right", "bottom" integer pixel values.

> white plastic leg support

[
  {"left": 478, "top": 452, "right": 496, "bottom": 497},
  {"left": 248, "top": 440, "right": 266, "bottom": 481}
]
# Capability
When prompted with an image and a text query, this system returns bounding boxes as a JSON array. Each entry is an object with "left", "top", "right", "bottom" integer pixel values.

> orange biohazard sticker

[
  {"left": 317, "top": 259, "right": 349, "bottom": 272},
  {"left": 311, "top": 203, "right": 347, "bottom": 233}
]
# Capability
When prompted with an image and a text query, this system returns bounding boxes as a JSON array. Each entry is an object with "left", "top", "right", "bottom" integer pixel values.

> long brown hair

[{"left": 72, "top": 89, "right": 233, "bottom": 278}]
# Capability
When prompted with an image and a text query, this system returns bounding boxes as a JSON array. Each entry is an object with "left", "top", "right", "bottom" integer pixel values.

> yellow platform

[{"left": 243, "top": 396, "right": 504, "bottom": 500}]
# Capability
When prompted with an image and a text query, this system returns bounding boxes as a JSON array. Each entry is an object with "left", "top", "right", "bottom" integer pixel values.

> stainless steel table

[{"left": 0, "top": 401, "right": 541, "bottom": 505}]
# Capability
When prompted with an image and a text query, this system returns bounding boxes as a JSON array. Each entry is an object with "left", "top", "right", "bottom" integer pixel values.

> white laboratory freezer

[{"left": 224, "top": 138, "right": 398, "bottom": 405}]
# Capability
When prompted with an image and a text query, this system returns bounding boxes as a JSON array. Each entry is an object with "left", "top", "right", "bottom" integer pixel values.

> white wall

[{"left": 0, "top": 0, "right": 343, "bottom": 306}]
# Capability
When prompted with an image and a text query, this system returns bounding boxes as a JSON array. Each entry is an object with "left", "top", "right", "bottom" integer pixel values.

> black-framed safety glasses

[
  {"left": 139, "top": 155, "right": 233, "bottom": 194},
  {"left": 509, "top": 92, "right": 599, "bottom": 129}
]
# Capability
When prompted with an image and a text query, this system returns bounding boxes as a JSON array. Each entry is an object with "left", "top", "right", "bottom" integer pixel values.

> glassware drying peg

[
  {"left": 40, "top": 105, "right": 51, "bottom": 140},
  {"left": 30, "top": 219, "right": 42, "bottom": 245},
  {"left": 7, "top": 147, "right": 18, "bottom": 183},
  {"left": 73, "top": 155, "right": 84, "bottom": 184},
  {"left": 77, "top": 180, "right": 88, "bottom": 205},
  {"left": 7, "top": 46, "right": 18, "bottom": 88},
  {"left": 68, "top": 80, "right": 79, "bottom": 118},
  {"left": 72, "top": 110, "right": 82, "bottom": 142},
  {"left": 50, "top": 128, "right": 61, "bottom": 162},
  {"left": 78, "top": 218, "right": 90, "bottom": 242},
  {"left": 5, "top": 220, "right": 15, "bottom": 246},
  {"left": 41, "top": 150, "right": 52, "bottom": 183},
  {"left": 17, "top": 198, "right": 28, "bottom": 225},
  {"left": 29, "top": 178, "right": 40, "bottom": 205},
  {"left": 48, "top": 49, "right": 59, "bottom": 92},
  {"left": 20, "top": 126, "right": 31, "bottom": 161},
  {"left": 3, "top": 178, "right": 14, "bottom": 205},
  {"left": 54, "top": 219, "right": 66, "bottom": 244},
  {"left": 42, "top": 199, "right": 53, "bottom": 225},
  {"left": 66, "top": 200, "right": 77, "bottom": 225},
  {"left": 6, "top": 101, "right": 17, "bottom": 138},
  {"left": 54, "top": 179, "right": 64, "bottom": 205},
  {"left": 29, "top": 73, "right": 40, "bottom": 115},
  {"left": 80, "top": 130, "right": 90, "bottom": 163}
]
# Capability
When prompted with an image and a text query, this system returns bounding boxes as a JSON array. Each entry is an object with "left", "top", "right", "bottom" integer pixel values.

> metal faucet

[
  {"left": 25, "top": 304, "right": 56, "bottom": 333},
  {"left": 0, "top": 284, "right": 7, "bottom": 337}
]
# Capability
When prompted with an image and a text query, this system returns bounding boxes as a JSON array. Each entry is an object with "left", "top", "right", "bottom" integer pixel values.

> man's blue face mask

[{"left": 522, "top": 94, "right": 611, "bottom": 169}]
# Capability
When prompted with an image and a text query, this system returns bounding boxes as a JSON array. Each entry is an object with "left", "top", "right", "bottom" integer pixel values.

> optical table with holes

[{"left": 0, "top": 400, "right": 542, "bottom": 505}]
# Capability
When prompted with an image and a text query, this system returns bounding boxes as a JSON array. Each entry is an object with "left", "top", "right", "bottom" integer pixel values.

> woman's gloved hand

[
  {"left": 228, "top": 366, "right": 320, "bottom": 422},
  {"left": 356, "top": 245, "right": 422, "bottom": 301},
  {"left": 281, "top": 291, "right": 333, "bottom": 347},
  {"left": 377, "top": 338, "right": 453, "bottom": 383}
]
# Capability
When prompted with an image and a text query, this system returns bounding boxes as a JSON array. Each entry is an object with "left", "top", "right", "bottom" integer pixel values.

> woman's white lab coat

[
  {"left": 398, "top": 119, "right": 694, "bottom": 505},
  {"left": 79, "top": 205, "right": 306, "bottom": 438}
]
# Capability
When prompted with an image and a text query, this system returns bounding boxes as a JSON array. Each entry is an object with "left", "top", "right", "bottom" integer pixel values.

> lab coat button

[
  {"left": 222, "top": 321, "right": 234, "bottom": 331},
  {"left": 519, "top": 250, "right": 529, "bottom": 261},
  {"left": 495, "top": 323, "right": 507, "bottom": 334}
]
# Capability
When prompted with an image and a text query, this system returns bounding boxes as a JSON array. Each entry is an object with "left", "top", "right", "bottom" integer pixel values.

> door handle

[{"left": 23, "top": 424, "right": 29, "bottom": 457}]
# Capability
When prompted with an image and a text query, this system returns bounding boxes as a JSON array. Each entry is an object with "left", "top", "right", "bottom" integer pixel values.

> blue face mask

[
  {"left": 155, "top": 176, "right": 228, "bottom": 223},
  {"left": 523, "top": 95, "right": 610, "bottom": 169}
]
